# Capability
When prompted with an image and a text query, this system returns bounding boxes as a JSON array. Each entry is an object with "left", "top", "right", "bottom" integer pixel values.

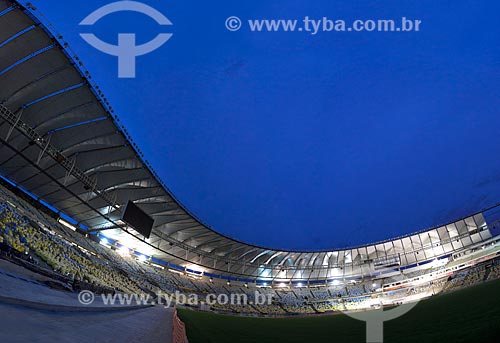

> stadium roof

[{"left": 0, "top": 0, "right": 498, "bottom": 282}]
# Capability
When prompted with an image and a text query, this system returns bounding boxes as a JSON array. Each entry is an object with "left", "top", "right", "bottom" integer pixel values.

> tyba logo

[{"left": 79, "top": 1, "right": 173, "bottom": 78}]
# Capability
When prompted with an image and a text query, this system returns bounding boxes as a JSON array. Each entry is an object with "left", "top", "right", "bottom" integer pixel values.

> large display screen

[{"left": 122, "top": 201, "right": 154, "bottom": 239}]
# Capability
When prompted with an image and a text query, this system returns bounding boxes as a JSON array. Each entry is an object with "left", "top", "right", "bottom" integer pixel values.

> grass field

[{"left": 178, "top": 279, "right": 500, "bottom": 343}]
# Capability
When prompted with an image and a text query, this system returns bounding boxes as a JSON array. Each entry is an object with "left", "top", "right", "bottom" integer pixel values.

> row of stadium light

[
  {"left": 53, "top": 223, "right": 388, "bottom": 289},
  {"left": 97, "top": 235, "right": 382, "bottom": 288}
]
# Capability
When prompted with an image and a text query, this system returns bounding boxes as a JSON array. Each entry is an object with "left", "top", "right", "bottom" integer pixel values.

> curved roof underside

[{"left": 0, "top": 0, "right": 497, "bottom": 281}]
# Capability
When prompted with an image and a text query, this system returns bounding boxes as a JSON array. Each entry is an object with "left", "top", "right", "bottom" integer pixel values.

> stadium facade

[{"left": 0, "top": 0, "right": 499, "bottom": 289}]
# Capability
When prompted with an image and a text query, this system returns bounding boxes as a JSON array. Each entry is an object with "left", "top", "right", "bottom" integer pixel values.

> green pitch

[{"left": 178, "top": 279, "right": 500, "bottom": 343}]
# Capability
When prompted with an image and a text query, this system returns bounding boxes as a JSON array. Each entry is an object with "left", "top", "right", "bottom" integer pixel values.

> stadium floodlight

[
  {"left": 331, "top": 280, "right": 340, "bottom": 286},
  {"left": 58, "top": 218, "right": 77, "bottom": 231},
  {"left": 297, "top": 282, "right": 303, "bottom": 287},
  {"left": 99, "top": 238, "right": 111, "bottom": 247},
  {"left": 138, "top": 254, "right": 147, "bottom": 262},
  {"left": 186, "top": 264, "right": 205, "bottom": 275},
  {"left": 118, "top": 246, "right": 130, "bottom": 256},
  {"left": 431, "top": 258, "right": 448, "bottom": 268},
  {"left": 279, "top": 282, "right": 286, "bottom": 287}
]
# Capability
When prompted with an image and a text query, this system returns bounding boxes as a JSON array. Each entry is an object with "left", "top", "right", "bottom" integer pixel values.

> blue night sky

[{"left": 24, "top": 0, "right": 500, "bottom": 250}]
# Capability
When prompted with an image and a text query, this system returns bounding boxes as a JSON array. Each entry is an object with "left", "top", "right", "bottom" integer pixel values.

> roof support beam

[{"left": 0, "top": 103, "right": 119, "bottom": 210}]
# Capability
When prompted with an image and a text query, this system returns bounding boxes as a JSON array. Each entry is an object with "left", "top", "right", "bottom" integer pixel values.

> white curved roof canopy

[{"left": 0, "top": 0, "right": 497, "bottom": 282}]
